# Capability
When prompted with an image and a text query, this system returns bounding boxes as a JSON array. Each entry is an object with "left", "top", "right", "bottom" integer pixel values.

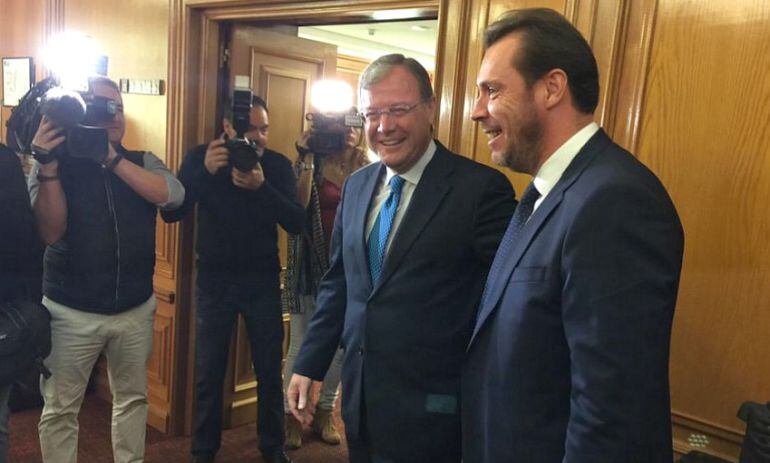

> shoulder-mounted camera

[
  {"left": 305, "top": 110, "right": 364, "bottom": 156},
  {"left": 5, "top": 77, "right": 117, "bottom": 164}
]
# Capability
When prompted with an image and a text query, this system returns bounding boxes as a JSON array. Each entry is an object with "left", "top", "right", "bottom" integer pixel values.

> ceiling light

[{"left": 372, "top": 9, "right": 421, "bottom": 21}]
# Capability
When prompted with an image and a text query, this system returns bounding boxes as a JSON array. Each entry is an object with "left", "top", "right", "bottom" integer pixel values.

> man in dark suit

[
  {"left": 287, "top": 54, "right": 515, "bottom": 462},
  {"left": 463, "top": 8, "right": 685, "bottom": 463}
]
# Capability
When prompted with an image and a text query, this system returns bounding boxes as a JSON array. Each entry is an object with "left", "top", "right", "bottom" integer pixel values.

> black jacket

[
  {"left": 0, "top": 144, "right": 42, "bottom": 303},
  {"left": 39, "top": 147, "right": 158, "bottom": 314},
  {"left": 162, "top": 145, "right": 303, "bottom": 277}
]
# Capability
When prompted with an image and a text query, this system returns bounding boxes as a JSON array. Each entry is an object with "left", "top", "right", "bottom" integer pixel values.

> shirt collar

[
  {"left": 533, "top": 122, "right": 599, "bottom": 198},
  {"left": 384, "top": 140, "right": 436, "bottom": 187}
]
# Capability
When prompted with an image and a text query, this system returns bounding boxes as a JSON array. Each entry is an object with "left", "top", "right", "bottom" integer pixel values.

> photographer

[
  {"left": 281, "top": 122, "right": 368, "bottom": 449},
  {"left": 0, "top": 143, "right": 43, "bottom": 463},
  {"left": 161, "top": 95, "right": 303, "bottom": 463},
  {"left": 28, "top": 76, "right": 184, "bottom": 463}
]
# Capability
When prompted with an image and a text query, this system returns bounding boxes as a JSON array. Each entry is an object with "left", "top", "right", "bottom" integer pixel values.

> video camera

[
  {"left": 225, "top": 87, "right": 260, "bottom": 172},
  {"left": 5, "top": 76, "right": 116, "bottom": 163},
  {"left": 305, "top": 110, "right": 364, "bottom": 156}
]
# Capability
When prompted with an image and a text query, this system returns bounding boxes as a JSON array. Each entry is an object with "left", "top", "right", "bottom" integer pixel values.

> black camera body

[
  {"left": 306, "top": 111, "right": 364, "bottom": 156},
  {"left": 226, "top": 87, "right": 260, "bottom": 172},
  {"left": 6, "top": 77, "right": 116, "bottom": 163}
]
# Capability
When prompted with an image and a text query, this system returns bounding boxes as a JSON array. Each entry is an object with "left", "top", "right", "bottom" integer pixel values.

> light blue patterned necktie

[{"left": 368, "top": 175, "right": 406, "bottom": 284}]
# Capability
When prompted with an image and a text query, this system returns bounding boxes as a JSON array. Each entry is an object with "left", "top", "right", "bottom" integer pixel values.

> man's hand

[
  {"left": 204, "top": 138, "right": 229, "bottom": 175},
  {"left": 102, "top": 142, "right": 119, "bottom": 165},
  {"left": 231, "top": 163, "right": 265, "bottom": 190},
  {"left": 287, "top": 374, "right": 316, "bottom": 426},
  {"left": 31, "top": 116, "right": 66, "bottom": 172}
]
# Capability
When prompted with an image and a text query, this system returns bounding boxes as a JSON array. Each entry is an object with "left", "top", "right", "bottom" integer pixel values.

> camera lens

[{"left": 227, "top": 138, "right": 259, "bottom": 171}]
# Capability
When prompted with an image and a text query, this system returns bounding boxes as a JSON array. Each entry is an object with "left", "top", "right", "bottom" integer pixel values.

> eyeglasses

[{"left": 361, "top": 100, "right": 425, "bottom": 122}]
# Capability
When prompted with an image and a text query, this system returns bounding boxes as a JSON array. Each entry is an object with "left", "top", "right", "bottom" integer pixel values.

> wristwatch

[
  {"left": 31, "top": 145, "right": 55, "bottom": 165},
  {"left": 297, "top": 160, "right": 314, "bottom": 172}
]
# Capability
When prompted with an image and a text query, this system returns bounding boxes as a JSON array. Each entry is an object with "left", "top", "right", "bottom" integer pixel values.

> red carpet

[{"left": 8, "top": 394, "right": 348, "bottom": 462}]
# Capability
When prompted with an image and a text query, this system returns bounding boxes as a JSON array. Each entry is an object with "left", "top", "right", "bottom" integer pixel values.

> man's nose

[
  {"left": 378, "top": 113, "right": 397, "bottom": 132},
  {"left": 471, "top": 97, "right": 487, "bottom": 122}
]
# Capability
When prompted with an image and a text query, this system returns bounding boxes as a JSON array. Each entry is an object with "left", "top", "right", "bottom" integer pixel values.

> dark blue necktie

[
  {"left": 368, "top": 175, "right": 406, "bottom": 283},
  {"left": 480, "top": 182, "right": 541, "bottom": 306}
]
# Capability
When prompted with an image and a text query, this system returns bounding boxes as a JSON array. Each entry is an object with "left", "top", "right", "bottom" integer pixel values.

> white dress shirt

[
  {"left": 365, "top": 140, "right": 437, "bottom": 255},
  {"left": 533, "top": 122, "right": 599, "bottom": 211}
]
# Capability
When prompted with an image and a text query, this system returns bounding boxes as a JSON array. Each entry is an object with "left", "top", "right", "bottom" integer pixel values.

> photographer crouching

[
  {"left": 27, "top": 76, "right": 184, "bottom": 463},
  {"left": 161, "top": 94, "right": 303, "bottom": 463},
  {"left": 282, "top": 109, "right": 369, "bottom": 449}
]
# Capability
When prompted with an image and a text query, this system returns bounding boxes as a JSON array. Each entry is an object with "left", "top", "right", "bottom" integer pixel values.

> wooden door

[{"left": 224, "top": 24, "right": 337, "bottom": 427}]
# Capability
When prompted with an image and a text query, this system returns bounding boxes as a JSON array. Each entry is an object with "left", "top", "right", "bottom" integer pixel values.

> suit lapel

[
  {"left": 353, "top": 163, "right": 385, "bottom": 295},
  {"left": 468, "top": 130, "right": 613, "bottom": 347},
  {"left": 369, "top": 143, "right": 453, "bottom": 298}
]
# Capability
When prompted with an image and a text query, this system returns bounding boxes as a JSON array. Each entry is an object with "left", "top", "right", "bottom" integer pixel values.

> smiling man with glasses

[{"left": 287, "top": 54, "right": 516, "bottom": 463}]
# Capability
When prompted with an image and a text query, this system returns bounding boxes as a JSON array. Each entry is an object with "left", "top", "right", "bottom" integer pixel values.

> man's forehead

[
  {"left": 249, "top": 106, "right": 268, "bottom": 126},
  {"left": 477, "top": 36, "right": 522, "bottom": 85},
  {"left": 91, "top": 82, "right": 122, "bottom": 102}
]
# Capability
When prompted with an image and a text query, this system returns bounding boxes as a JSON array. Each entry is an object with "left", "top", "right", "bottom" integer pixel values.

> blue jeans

[
  {"left": 192, "top": 271, "right": 285, "bottom": 457},
  {"left": 0, "top": 383, "right": 12, "bottom": 463}
]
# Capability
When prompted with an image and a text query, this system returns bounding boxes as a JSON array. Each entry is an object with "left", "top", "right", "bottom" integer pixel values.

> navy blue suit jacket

[
  {"left": 293, "top": 141, "right": 514, "bottom": 462},
  {"left": 463, "top": 130, "right": 684, "bottom": 463}
]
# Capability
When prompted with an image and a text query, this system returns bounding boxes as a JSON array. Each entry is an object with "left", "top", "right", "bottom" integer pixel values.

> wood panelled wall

[{"left": 639, "top": 1, "right": 770, "bottom": 459}]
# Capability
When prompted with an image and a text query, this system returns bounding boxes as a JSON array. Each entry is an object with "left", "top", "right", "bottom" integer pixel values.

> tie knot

[
  {"left": 520, "top": 182, "right": 540, "bottom": 208},
  {"left": 389, "top": 175, "right": 405, "bottom": 194}
]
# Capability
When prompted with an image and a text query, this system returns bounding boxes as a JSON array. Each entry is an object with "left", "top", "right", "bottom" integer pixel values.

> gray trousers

[{"left": 38, "top": 296, "right": 156, "bottom": 463}]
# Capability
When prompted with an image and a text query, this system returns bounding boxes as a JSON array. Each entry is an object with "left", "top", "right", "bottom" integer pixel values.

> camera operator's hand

[
  {"left": 31, "top": 116, "right": 66, "bottom": 170},
  {"left": 295, "top": 130, "right": 312, "bottom": 153},
  {"left": 204, "top": 137, "right": 230, "bottom": 175},
  {"left": 231, "top": 163, "right": 265, "bottom": 190}
]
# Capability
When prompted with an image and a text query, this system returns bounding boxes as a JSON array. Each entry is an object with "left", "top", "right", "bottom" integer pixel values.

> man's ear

[{"left": 540, "top": 69, "right": 569, "bottom": 110}]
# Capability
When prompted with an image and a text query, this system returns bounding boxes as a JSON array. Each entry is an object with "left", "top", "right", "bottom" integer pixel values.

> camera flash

[
  {"left": 311, "top": 80, "right": 353, "bottom": 113},
  {"left": 43, "top": 32, "right": 103, "bottom": 91}
]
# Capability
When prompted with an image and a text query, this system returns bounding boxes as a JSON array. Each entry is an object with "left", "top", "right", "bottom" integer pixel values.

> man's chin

[{"left": 491, "top": 151, "right": 509, "bottom": 167}]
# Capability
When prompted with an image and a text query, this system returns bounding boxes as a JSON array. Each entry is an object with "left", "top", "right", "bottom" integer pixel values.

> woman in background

[{"left": 282, "top": 121, "right": 368, "bottom": 449}]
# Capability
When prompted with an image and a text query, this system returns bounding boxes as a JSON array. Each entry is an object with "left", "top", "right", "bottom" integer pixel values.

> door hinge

[{"left": 220, "top": 47, "right": 230, "bottom": 68}]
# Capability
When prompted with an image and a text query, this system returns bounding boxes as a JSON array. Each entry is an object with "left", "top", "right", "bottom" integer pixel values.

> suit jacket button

[{"left": 358, "top": 347, "right": 364, "bottom": 355}]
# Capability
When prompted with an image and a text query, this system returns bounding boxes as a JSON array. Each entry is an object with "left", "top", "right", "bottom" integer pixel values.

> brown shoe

[
  {"left": 284, "top": 414, "right": 302, "bottom": 450},
  {"left": 312, "top": 407, "right": 341, "bottom": 445}
]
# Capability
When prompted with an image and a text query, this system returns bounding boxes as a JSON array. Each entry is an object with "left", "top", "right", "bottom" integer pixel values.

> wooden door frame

[{"left": 166, "top": 0, "right": 463, "bottom": 435}]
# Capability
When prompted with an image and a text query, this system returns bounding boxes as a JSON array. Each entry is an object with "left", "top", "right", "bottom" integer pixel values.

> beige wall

[
  {"left": 0, "top": 0, "right": 45, "bottom": 144},
  {"left": 0, "top": 0, "right": 168, "bottom": 157},
  {"left": 62, "top": 0, "right": 169, "bottom": 158}
]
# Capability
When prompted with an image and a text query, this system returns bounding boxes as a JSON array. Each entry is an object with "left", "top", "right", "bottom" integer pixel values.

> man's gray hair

[{"left": 359, "top": 54, "right": 434, "bottom": 101}]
